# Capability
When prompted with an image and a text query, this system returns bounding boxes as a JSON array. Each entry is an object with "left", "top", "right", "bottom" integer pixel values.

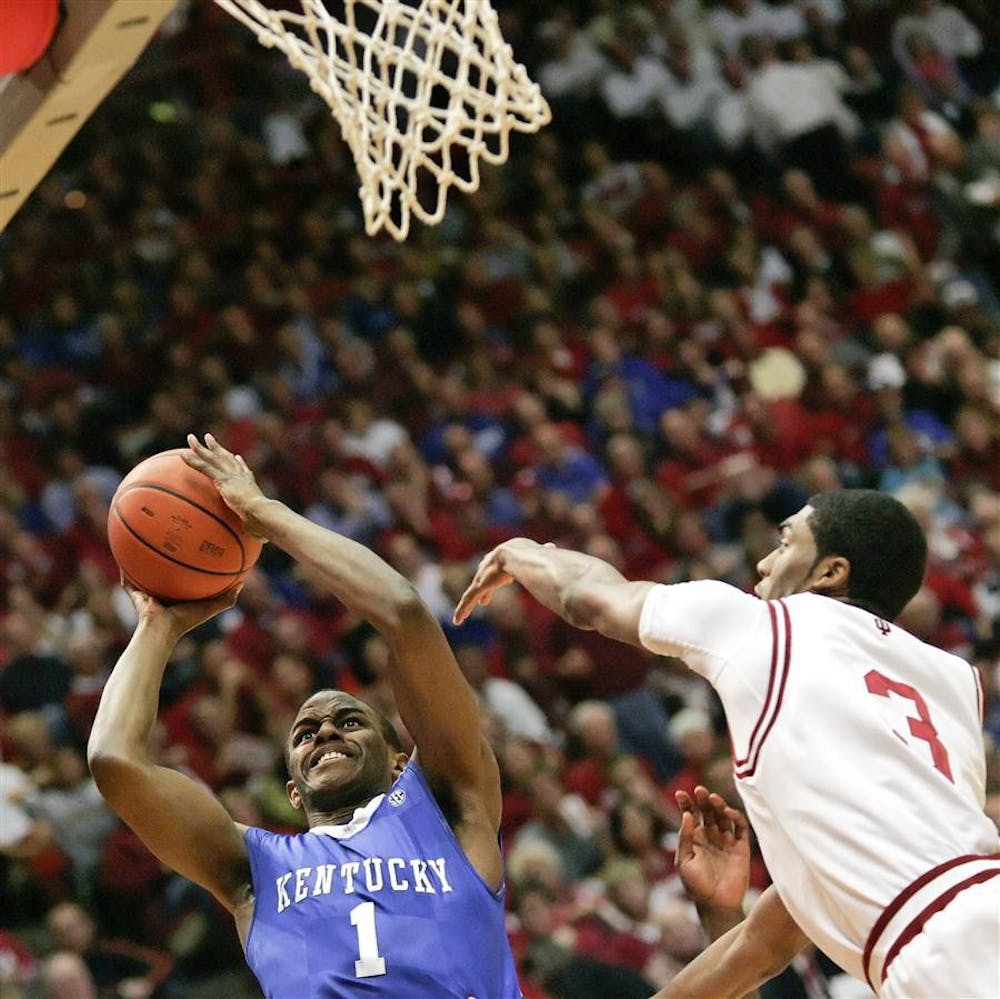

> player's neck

[{"left": 305, "top": 793, "right": 379, "bottom": 829}]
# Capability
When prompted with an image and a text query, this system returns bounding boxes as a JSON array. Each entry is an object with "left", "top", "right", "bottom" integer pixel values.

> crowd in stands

[{"left": 2, "top": 1, "right": 999, "bottom": 996}]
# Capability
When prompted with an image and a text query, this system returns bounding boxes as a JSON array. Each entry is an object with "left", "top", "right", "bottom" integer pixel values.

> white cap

[{"left": 867, "top": 352, "right": 906, "bottom": 391}]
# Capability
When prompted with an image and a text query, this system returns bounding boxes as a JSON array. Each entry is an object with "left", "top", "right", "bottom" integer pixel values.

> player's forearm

[
  {"left": 695, "top": 904, "right": 761, "bottom": 999},
  {"left": 246, "top": 497, "right": 420, "bottom": 635},
  {"left": 89, "top": 619, "right": 176, "bottom": 764},
  {"left": 650, "top": 921, "right": 771, "bottom": 999},
  {"left": 698, "top": 902, "right": 747, "bottom": 944},
  {"left": 494, "top": 540, "right": 627, "bottom": 630}
]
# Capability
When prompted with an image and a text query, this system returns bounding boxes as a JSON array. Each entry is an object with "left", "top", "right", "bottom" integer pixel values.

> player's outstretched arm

[
  {"left": 184, "top": 435, "right": 503, "bottom": 883},
  {"left": 88, "top": 581, "right": 252, "bottom": 913},
  {"left": 454, "top": 538, "right": 653, "bottom": 645},
  {"left": 650, "top": 884, "right": 810, "bottom": 999}
]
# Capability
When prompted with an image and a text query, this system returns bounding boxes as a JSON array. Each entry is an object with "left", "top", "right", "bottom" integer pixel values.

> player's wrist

[
  {"left": 239, "top": 494, "right": 276, "bottom": 538},
  {"left": 135, "top": 614, "right": 183, "bottom": 645}
]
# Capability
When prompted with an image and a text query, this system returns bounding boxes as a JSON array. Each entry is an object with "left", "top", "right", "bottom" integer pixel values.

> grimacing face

[
  {"left": 754, "top": 505, "right": 826, "bottom": 601},
  {"left": 285, "top": 691, "right": 405, "bottom": 816}
]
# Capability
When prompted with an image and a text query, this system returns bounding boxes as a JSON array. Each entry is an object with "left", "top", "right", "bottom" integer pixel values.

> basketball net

[{"left": 214, "top": 0, "right": 551, "bottom": 241}]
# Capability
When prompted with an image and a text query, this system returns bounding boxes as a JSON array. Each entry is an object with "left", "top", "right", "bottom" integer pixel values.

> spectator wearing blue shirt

[
  {"left": 584, "top": 327, "right": 697, "bottom": 435},
  {"left": 532, "top": 423, "right": 609, "bottom": 504}
]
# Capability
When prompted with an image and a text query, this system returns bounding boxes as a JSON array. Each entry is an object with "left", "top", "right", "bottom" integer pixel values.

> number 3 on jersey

[
  {"left": 864, "top": 670, "right": 954, "bottom": 782},
  {"left": 350, "top": 901, "right": 387, "bottom": 978}
]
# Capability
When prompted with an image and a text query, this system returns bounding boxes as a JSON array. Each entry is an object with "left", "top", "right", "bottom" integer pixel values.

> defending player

[
  {"left": 455, "top": 490, "right": 1000, "bottom": 999},
  {"left": 88, "top": 434, "right": 520, "bottom": 998}
]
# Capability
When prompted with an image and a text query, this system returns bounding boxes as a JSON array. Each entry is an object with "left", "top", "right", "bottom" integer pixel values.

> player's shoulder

[{"left": 652, "top": 578, "right": 758, "bottom": 605}]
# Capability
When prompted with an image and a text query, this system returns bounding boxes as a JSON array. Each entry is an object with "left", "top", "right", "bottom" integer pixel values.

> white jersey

[{"left": 639, "top": 582, "right": 1000, "bottom": 991}]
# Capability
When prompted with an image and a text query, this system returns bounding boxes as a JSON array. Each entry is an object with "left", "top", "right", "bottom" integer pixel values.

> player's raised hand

[
  {"left": 453, "top": 545, "right": 514, "bottom": 624},
  {"left": 454, "top": 539, "right": 554, "bottom": 624},
  {"left": 121, "top": 574, "right": 242, "bottom": 639},
  {"left": 184, "top": 433, "right": 269, "bottom": 538},
  {"left": 675, "top": 785, "right": 750, "bottom": 912}
]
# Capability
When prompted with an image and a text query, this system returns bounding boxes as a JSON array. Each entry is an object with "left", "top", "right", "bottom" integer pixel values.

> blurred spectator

[
  {"left": 742, "top": 34, "right": 859, "bottom": 199},
  {"left": 891, "top": 0, "right": 983, "bottom": 85},
  {"left": 453, "top": 642, "right": 556, "bottom": 745},
  {"left": 22, "top": 747, "right": 117, "bottom": 905},
  {"left": 513, "top": 767, "right": 603, "bottom": 883},
  {"left": 708, "top": 0, "right": 804, "bottom": 56},
  {"left": 43, "top": 901, "right": 172, "bottom": 999}
]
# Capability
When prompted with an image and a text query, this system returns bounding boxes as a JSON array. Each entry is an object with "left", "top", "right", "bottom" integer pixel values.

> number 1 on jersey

[
  {"left": 864, "top": 669, "right": 954, "bottom": 782},
  {"left": 350, "top": 901, "right": 387, "bottom": 978}
]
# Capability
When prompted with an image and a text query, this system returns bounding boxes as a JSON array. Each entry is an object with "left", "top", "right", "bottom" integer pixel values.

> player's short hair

[
  {"left": 806, "top": 490, "right": 927, "bottom": 620},
  {"left": 374, "top": 707, "right": 405, "bottom": 753}
]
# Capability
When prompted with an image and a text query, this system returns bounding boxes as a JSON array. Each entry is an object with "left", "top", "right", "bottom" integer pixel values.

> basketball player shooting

[
  {"left": 455, "top": 490, "right": 1000, "bottom": 999},
  {"left": 89, "top": 433, "right": 525, "bottom": 998}
]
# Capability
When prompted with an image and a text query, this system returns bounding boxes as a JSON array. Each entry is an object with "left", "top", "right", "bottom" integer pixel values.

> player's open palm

[{"left": 675, "top": 785, "right": 750, "bottom": 911}]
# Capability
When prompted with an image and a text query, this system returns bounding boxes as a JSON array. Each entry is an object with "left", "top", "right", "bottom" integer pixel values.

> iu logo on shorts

[{"left": 874, "top": 618, "right": 891, "bottom": 635}]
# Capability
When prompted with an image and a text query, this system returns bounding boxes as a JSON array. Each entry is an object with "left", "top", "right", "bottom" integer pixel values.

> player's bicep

[{"left": 90, "top": 756, "right": 250, "bottom": 910}]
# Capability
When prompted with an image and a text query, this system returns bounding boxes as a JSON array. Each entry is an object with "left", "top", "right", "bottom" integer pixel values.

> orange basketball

[{"left": 108, "top": 449, "right": 263, "bottom": 603}]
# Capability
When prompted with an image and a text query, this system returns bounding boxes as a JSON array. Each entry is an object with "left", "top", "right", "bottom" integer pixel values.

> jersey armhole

[
  {"left": 971, "top": 664, "right": 984, "bottom": 725},
  {"left": 240, "top": 825, "right": 265, "bottom": 962},
  {"left": 407, "top": 759, "right": 507, "bottom": 903}
]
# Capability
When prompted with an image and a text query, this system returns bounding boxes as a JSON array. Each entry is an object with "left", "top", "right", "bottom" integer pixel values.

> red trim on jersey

[
  {"left": 736, "top": 600, "right": 792, "bottom": 779},
  {"left": 971, "top": 665, "right": 984, "bottom": 726},
  {"left": 879, "top": 868, "right": 1000, "bottom": 984},
  {"left": 733, "top": 600, "right": 781, "bottom": 768},
  {"left": 862, "top": 853, "right": 1000, "bottom": 989}
]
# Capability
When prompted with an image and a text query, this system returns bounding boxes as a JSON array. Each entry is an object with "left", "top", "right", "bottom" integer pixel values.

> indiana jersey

[
  {"left": 243, "top": 761, "right": 522, "bottom": 998},
  {"left": 639, "top": 583, "right": 1000, "bottom": 990}
]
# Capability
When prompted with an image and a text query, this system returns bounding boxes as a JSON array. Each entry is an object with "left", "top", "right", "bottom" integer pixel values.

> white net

[{"left": 214, "top": 0, "right": 551, "bottom": 241}]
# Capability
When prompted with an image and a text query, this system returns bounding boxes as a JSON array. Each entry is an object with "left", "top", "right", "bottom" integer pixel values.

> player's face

[
  {"left": 755, "top": 505, "right": 824, "bottom": 600},
  {"left": 285, "top": 691, "right": 402, "bottom": 815}
]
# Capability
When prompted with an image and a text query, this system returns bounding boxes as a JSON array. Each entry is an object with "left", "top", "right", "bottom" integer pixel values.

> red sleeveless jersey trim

[
  {"left": 863, "top": 852, "right": 1000, "bottom": 989},
  {"left": 735, "top": 599, "right": 792, "bottom": 779}
]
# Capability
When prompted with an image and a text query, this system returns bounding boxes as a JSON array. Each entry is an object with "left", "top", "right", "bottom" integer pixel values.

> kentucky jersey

[
  {"left": 639, "top": 583, "right": 1000, "bottom": 992},
  {"left": 243, "top": 761, "right": 522, "bottom": 998}
]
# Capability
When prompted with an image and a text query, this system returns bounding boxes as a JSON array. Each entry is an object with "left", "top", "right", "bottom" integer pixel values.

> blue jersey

[{"left": 244, "top": 761, "right": 522, "bottom": 998}]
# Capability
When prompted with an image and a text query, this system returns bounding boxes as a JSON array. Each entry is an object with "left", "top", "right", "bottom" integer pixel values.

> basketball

[{"left": 107, "top": 449, "right": 263, "bottom": 603}]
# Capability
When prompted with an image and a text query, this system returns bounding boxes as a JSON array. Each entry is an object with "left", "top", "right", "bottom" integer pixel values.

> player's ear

[
  {"left": 286, "top": 779, "right": 303, "bottom": 810},
  {"left": 809, "top": 555, "right": 850, "bottom": 596},
  {"left": 390, "top": 751, "right": 408, "bottom": 778}
]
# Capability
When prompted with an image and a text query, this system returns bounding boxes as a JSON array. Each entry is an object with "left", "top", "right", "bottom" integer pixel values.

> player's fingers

[
  {"left": 453, "top": 584, "right": 482, "bottom": 624},
  {"left": 693, "top": 785, "right": 711, "bottom": 802},
  {"left": 185, "top": 434, "right": 207, "bottom": 460},
  {"left": 707, "top": 792, "right": 733, "bottom": 835},
  {"left": 728, "top": 807, "right": 749, "bottom": 841},
  {"left": 699, "top": 791, "right": 720, "bottom": 831},
  {"left": 676, "top": 810, "right": 695, "bottom": 864}
]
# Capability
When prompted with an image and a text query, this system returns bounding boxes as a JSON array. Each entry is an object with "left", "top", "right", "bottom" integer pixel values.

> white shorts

[{"left": 880, "top": 877, "right": 1000, "bottom": 999}]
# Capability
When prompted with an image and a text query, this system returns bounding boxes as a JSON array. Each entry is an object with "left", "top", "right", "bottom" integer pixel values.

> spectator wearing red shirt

[{"left": 563, "top": 700, "right": 624, "bottom": 807}]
